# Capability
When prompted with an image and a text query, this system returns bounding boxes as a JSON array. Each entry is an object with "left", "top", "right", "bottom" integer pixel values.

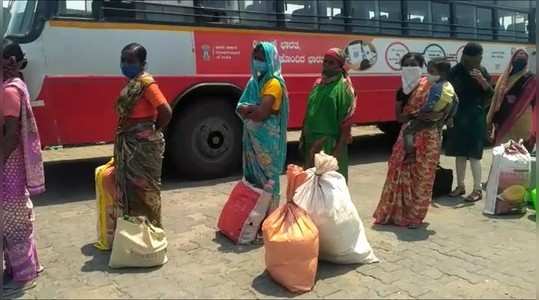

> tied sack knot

[{"left": 314, "top": 151, "right": 339, "bottom": 175}]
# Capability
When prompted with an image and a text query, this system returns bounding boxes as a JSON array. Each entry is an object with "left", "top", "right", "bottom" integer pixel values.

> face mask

[
  {"left": 426, "top": 74, "right": 440, "bottom": 84},
  {"left": 401, "top": 66, "right": 422, "bottom": 95},
  {"left": 121, "top": 63, "right": 142, "bottom": 79},
  {"left": 511, "top": 58, "right": 527, "bottom": 74},
  {"left": 253, "top": 60, "right": 267, "bottom": 76}
]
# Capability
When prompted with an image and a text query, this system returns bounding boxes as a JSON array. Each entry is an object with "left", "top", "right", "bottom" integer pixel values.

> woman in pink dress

[{"left": 2, "top": 39, "right": 45, "bottom": 295}]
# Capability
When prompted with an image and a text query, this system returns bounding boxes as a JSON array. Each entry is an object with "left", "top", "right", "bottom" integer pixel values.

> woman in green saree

[{"left": 300, "top": 48, "right": 356, "bottom": 180}]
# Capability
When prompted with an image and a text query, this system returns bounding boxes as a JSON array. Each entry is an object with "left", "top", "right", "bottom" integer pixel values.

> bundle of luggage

[
  {"left": 217, "top": 152, "right": 378, "bottom": 293},
  {"left": 485, "top": 140, "right": 535, "bottom": 215}
]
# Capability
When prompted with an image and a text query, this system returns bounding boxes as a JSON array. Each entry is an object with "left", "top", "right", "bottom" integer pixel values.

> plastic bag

[
  {"left": 262, "top": 165, "right": 319, "bottom": 293},
  {"left": 286, "top": 164, "right": 308, "bottom": 200},
  {"left": 109, "top": 216, "right": 168, "bottom": 268},
  {"left": 95, "top": 158, "right": 118, "bottom": 250},
  {"left": 293, "top": 151, "right": 378, "bottom": 264},
  {"left": 485, "top": 141, "right": 531, "bottom": 215},
  {"left": 217, "top": 180, "right": 273, "bottom": 244},
  {"left": 262, "top": 203, "right": 319, "bottom": 293}
]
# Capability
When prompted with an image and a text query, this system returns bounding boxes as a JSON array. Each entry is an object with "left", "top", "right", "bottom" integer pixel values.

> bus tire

[
  {"left": 167, "top": 98, "right": 242, "bottom": 179},
  {"left": 377, "top": 122, "right": 401, "bottom": 140}
]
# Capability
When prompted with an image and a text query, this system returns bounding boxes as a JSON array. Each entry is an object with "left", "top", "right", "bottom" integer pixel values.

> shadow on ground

[
  {"left": 36, "top": 132, "right": 393, "bottom": 206},
  {"left": 431, "top": 196, "right": 476, "bottom": 209},
  {"left": 482, "top": 212, "right": 528, "bottom": 220},
  {"left": 371, "top": 223, "right": 436, "bottom": 242},
  {"left": 80, "top": 243, "right": 163, "bottom": 274},
  {"left": 250, "top": 261, "right": 360, "bottom": 298},
  {"left": 212, "top": 232, "right": 262, "bottom": 254}
]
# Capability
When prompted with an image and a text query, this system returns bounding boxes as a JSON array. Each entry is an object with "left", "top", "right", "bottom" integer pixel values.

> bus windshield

[{"left": 3, "top": 0, "right": 38, "bottom": 38}]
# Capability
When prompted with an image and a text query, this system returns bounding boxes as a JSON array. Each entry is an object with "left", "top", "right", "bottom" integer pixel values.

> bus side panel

[
  {"left": 354, "top": 75, "right": 401, "bottom": 124},
  {"left": 36, "top": 75, "right": 252, "bottom": 146},
  {"left": 41, "top": 76, "right": 123, "bottom": 145},
  {"left": 32, "top": 77, "right": 62, "bottom": 147}
]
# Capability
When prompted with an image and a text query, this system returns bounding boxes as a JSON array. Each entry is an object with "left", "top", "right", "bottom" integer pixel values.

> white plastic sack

[
  {"left": 485, "top": 140, "right": 531, "bottom": 215},
  {"left": 293, "top": 152, "right": 378, "bottom": 264}
]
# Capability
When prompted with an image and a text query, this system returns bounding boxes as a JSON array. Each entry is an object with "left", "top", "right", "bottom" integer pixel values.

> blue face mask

[
  {"left": 121, "top": 63, "right": 142, "bottom": 79},
  {"left": 253, "top": 60, "right": 268, "bottom": 76}
]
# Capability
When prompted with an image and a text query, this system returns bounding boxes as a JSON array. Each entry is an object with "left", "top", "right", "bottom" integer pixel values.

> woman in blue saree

[{"left": 237, "top": 42, "right": 289, "bottom": 212}]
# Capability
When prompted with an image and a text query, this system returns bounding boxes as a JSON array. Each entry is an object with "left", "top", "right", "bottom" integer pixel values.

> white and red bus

[{"left": 3, "top": 0, "right": 536, "bottom": 178}]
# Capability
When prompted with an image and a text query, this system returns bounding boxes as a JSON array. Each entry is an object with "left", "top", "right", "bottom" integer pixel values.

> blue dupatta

[{"left": 236, "top": 42, "right": 289, "bottom": 206}]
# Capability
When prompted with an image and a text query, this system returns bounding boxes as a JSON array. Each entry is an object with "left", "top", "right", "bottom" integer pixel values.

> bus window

[
  {"left": 498, "top": 9, "right": 517, "bottom": 41},
  {"left": 58, "top": 0, "right": 93, "bottom": 17},
  {"left": 455, "top": 4, "right": 476, "bottom": 39},
  {"left": 477, "top": 7, "right": 493, "bottom": 40},
  {"left": 239, "top": 0, "right": 277, "bottom": 28},
  {"left": 406, "top": 0, "right": 431, "bottom": 37},
  {"left": 379, "top": 0, "right": 401, "bottom": 35},
  {"left": 135, "top": 0, "right": 195, "bottom": 24},
  {"left": 285, "top": 0, "right": 317, "bottom": 30},
  {"left": 317, "top": 0, "right": 344, "bottom": 32},
  {"left": 513, "top": 12, "right": 529, "bottom": 42},
  {"left": 431, "top": 1, "right": 449, "bottom": 38},
  {"left": 531, "top": 6, "right": 536, "bottom": 43},
  {"left": 103, "top": 0, "right": 136, "bottom": 21},
  {"left": 4, "top": 0, "right": 37, "bottom": 37},
  {"left": 198, "top": 0, "right": 240, "bottom": 25},
  {"left": 498, "top": 10, "right": 530, "bottom": 42},
  {"left": 350, "top": 0, "right": 379, "bottom": 34},
  {"left": 2, "top": 2, "right": 13, "bottom": 36}
]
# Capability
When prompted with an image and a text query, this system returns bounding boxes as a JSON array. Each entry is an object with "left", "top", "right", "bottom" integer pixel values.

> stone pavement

[{"left": 12, "top": 130, "right": 537, "bottom": 299}]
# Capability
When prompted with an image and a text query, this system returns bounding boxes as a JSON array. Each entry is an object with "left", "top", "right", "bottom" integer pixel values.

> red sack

[{"left": 218, "top": 180, "right": 272, "bottom": 244}]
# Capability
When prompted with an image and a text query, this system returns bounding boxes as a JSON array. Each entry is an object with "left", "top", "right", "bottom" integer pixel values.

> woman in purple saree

[
  {"left": 487, "top": 48, "right": 536, "bottom": 150},
  {"left": 2, "top": 39, "right": 45, "bottom": 295}
]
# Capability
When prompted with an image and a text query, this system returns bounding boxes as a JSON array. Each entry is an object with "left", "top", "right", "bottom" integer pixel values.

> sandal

[
  {"left": 449, "top": 186, "right": 466, "bottom": 197},
  {"left": 464, "top": 190, "right": 482, "bottom": 202}
]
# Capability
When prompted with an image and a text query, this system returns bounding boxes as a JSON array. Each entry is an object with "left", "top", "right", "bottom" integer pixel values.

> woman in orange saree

[{"left": 373, "top": 53, "right": 446, "bottom": 229}]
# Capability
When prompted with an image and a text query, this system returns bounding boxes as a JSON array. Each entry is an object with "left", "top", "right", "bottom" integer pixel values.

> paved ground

[{"left": 10, "top": 128, "right": 537, "bottom": 299}]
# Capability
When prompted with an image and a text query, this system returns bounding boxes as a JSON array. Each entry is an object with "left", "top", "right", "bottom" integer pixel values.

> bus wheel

[
  {"left": 377, "top": 122, "right": 401, "bottom": 140},
  {"left": 167, "top": 98, "right": 242, "bottom": 179}
]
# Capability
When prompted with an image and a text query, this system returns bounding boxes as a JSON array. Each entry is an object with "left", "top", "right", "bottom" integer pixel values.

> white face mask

[
  {"left": 401, "top": 66, "right": 422, "bottom": 95},
  {"left": 426, "top": 73, "right": 440, "bottom": 84}
]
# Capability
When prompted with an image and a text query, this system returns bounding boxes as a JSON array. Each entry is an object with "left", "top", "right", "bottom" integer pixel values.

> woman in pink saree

[
  {"left": 487, "top": 48, "right": 536, "bottom": 151},
  {"left": 2, "top": 39, "right": 45, "bottom": 295}
]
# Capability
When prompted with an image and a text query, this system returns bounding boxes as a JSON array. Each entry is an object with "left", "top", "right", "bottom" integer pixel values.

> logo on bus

[{"left": 201, "top": 44, "right": 211, "bottom": 61}]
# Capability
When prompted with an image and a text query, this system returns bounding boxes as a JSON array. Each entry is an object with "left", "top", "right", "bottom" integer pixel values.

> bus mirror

[{"left": 344, "top": 40, "right": 378, "bottom": 71}]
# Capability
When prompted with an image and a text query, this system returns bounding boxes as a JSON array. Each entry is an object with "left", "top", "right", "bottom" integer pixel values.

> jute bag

[{"left": 109, "top": 216, "right": 168, "bottom": 268}]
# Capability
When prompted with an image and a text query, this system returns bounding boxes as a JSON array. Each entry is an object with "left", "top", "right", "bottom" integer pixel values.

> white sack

[{"left": 293, "top": 152, "right": 378, "bottom": 264}]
